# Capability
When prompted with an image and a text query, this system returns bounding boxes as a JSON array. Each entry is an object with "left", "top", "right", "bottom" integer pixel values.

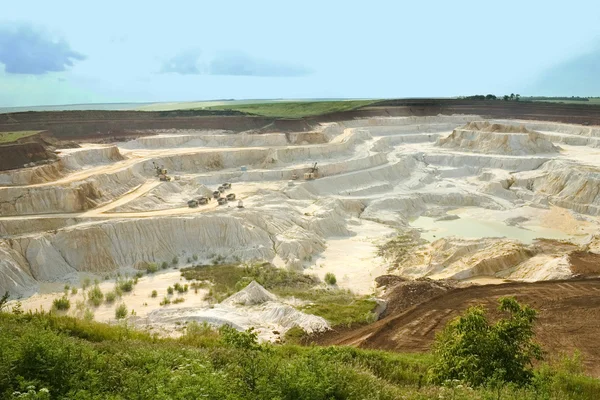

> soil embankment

[{"left": 316, "top": 278, "right": 600, "bottom": 376}]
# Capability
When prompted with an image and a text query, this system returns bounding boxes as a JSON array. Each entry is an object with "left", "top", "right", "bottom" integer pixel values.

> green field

[
  {"left": 524, "top": 98, "right": 600, "bottom": 105},
  {"left": 0, "top": 130, "right": 42, "bottom": 144},
  {"left": 206, "top": 99, "right": 378, "bottom": 118}
]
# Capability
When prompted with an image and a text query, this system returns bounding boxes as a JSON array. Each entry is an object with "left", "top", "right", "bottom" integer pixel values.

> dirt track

[{"left": 318, "top": 279, "right": 600, "bottom": 376}]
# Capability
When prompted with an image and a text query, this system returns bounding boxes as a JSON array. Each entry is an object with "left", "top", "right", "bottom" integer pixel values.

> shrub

[
  {"left": 429, "top": 297, "right": 542, "bottom": 387},
  {"left": 70, "top": 287, "right": 78, "bottom": 296},
  {"left": 172, "top": 256, "right": 179, "bottom": 265},
  {"left": 324, "top": 272, "right": 337, "bottom": 285},
  {"left": 159, "top": 296, "right": 171, "bottom": 306},
  {"left": 192, "top": 254, "right": 198, "bottom": 261},
  {"left": 146, "top": 263, "right": 159, "bottom": 274},
  {"left": 174, "top": 283, "right": 188, "bottom": 294},
  {"left": 104, "top": 291, "right": 117, "bottom": 304},
  {"left": 115, "top": 303, "right": 128, "bottom": 319},
  {"left": 52, "top": 296, "right": 70, "bottom": 311},
  {"left": 81, "top": 277, "right": 91, "bottom": 290},
  {"left": 135, "top": 271, "right": 144, "bottom": 279},
  {"left": 167, "top": 286, "right": 174, "bottom": 295},
  {"left": 83, "top": 308, "right": 94, "bottom": 321},
  {"left": 151, "top": 290, "right": 158, "bottom": 298},
  {"left": 173, "top": 297, "right": 185, "bottom": 304},
  {"left": 116, "top": 278, "right": 134, "bottom": 293},
  {"left": 87, "top": 285, "right": 104, "bottom": 307},
  {"left": 161, "top": 261, "right": 169, "bottom": 270}
]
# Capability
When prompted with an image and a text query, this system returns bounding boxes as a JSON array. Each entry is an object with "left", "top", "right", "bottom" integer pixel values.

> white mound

[
  {"left": 437, "top": 121, "right": 559, "bottom": 155},
  {"left": 222, "top": 281, "right": 277, "bottom": 306},
  {"left": 145, "top": 281, "right": 329, "bottom": 341}
]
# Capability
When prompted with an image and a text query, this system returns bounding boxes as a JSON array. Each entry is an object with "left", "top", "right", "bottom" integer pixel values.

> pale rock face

[
  {"left": 3, "top": 114, "right": 600, "bottom": 300},
  {"left": 437, "top": 121, "right": 559, "bottom": 156}
]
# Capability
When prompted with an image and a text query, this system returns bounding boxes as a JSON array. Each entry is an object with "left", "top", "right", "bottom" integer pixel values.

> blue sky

[{"left": 1, "top": 0, "right": 599, "bottom": 107}]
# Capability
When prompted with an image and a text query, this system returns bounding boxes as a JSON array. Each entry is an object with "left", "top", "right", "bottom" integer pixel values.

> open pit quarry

[{"left": 3, "top": 113, "right": 600, "bottom": 341}]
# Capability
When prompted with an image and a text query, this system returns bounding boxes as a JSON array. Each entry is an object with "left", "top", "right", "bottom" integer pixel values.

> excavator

[
  {"left": 152, "top": 161, "right": 171, "bottom": 181},
  {"left": 304, "top": 162, "right": 319, "bottom": 180}
]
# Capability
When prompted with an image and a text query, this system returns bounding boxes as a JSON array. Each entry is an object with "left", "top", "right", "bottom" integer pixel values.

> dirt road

[{"left": 318, "top": 279, "right": 600, "bottom": 376}]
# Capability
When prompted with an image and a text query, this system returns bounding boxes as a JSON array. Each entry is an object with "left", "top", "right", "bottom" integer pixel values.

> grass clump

[
  {"left": 52, "top": 296, "right": 70, "bottom": 311},
  {"left": 81, "top": 277, "right": 91, "bottom": 290},
  {"left": 104, "top": 291, "right": 117, "bottom": 304},
  {"left": 116, "top": 278, "right": 134, "bottom": 293},
  {"left": 324, "top": 272, "right": 337, "bottom": 285},
  {"left": 161, "top": 261, "right": 169, "bottom": 270},
  {"left": 159, "top": 296, "right": 171, "bottom": 306},
  {"left": 174, "top": 282, "right": 188, "bottom": 294},
  {"left": 0, "top": 130, "right": 42, "bottom": 143},
  {"left": 173, "top": 297, "right": 185, "bottom": 304},
  {"left": 181, "top": 262, "right": 377, "bottom": 327},
  {"left": 87, "top": 285, "right": 104, "bottom": 307},
  {"left": 151, "top": 290, "right": 158, "bottom": 298},
  {"left": 114, "top": 303, "right": 127, "bottom": 320},
  {"left": 146, "top": 263, "right": 159, "bottom": 274},
  {"left": 167, "top": 286, "right": 174, "bottom": 295}
]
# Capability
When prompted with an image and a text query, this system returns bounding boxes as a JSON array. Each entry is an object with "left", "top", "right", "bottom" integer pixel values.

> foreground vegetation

[
  {"left": 181, "top": 262, "right": 377, "bottom": 326},
  {"left": 206, "top": 100, "right": 377, "bottom": 118},
  {"left": 0, "top": 305, "right": 598, "bottom": 399},
  {"left": 0, "top": 130, "right": 42, "bottom": 144}
]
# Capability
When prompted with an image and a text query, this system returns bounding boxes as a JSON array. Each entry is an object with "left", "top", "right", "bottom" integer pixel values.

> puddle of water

[{"left": 410, "top": 216, "right": 572, "bottom": 244}]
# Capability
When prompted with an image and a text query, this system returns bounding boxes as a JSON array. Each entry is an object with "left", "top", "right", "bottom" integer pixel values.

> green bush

[
  {"left": 429, "top": 297, "right": 543, "bottom": 387},
  {"left": 87, "top": 285, "right": 104, "bottom": 307},
  {"left": 104, "top": 291, "right": 117, "bottom": 304},
  {"left": 167, "top": 286, "right": 174, "bottom": 295},
  {"left": 161, "top": 261, "right": 169, "bottom": 270},
  {"left": 116, "top": 278, "right": 134, "bottom": 293},
  {"left": 52, "top": 296, "right": 70, "bottom": 311},
  {"left": 159, "top": 296, "right": 171, "bottom": 306},
  {"left": 173, "top": 297, "right": 185, "bottom": 304},
  {"left": 70, "top": 287, "right": 78, "bottom": 296},
  {"left": 151, "top": 290, "right": 158, "bottom": 298},
  {"left": 146, "top": 263, "right": 159, "bottom": 274},
  {"left": 115, "top": 303, "right": 127, "bottom": 320},
  {"left": 81, "top": 277, "right": 91, "bottom": 290},
  {"left": 324, "top": 272, "right": 337, "bottom": 285},
  {"left": 172, "top": 256, "right": 179, "bottom": 265}
]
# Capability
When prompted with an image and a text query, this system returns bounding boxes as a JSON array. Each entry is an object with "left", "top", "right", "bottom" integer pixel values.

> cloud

[
  {"left": 160, "top": 49, "right": 204, "bottom": 75},
  {"left": 208, "top": 52, "right": 312, "bottom": 77},
  {"left": 0, "top": 23, "right": 86, "bottom": 74},
  {"left": 529, "top": 46, "right": 600, "bottom": 95},
  {"left": 160, "top": 50, "right": 311, "bottom": 77}
]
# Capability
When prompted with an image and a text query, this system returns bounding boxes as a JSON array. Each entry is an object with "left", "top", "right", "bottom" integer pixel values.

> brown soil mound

[
  {"left": 318, "top": 279, "right": 600, "bottom": 376},
  {"left": 0, "top": 141, "right": 57, "bottom": 171},
  {"left": 569, "top": 251, "right": 600, "bottom": 277},
  {"left": 377, "top": 277, "right": 457, "bottom": 317}
]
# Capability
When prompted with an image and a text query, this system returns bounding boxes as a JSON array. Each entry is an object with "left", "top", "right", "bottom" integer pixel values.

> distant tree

[
  {"left": 515, "top": 94, "right": 521, "bottom": 102},
  {"left": 503, "top": 95, "right": 510, "bottom": 101},
  {"left": 485, "top": 94, "right": 497, "bottom": 100},
  {"left": 429, "top": 297, "right": 542, "bottom": 387},
  {"left": 510, "top": 93, "right": 515, "bottom": 100}
]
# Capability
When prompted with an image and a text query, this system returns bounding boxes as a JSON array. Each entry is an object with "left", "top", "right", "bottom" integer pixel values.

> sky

[{"left": 1, "top": 0, "right": 599, "bottom": 107}]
